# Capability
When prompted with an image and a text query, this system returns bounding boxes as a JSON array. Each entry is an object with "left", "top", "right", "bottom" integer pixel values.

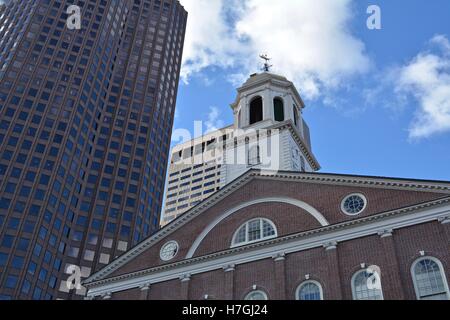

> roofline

[
  {"left": 231, "top": 73, "right": 306, "bottom": 110},
  {"left": 169, "top": 121, "right": 321, "bottom": 171},
  {"left": 273, "top": 120, "right": 320, "bottom": 170},
  {"left": 84, "top": 169, "right": 450, "bottom": 283},
  {"left": 170, "top": 124, "right": 234, "bottom": 152},
  {"left": 275, "top": 170, "right": 450, "bottom": 186}
]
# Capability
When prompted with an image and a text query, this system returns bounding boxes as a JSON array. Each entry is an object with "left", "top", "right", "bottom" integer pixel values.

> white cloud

[
  {"left": 179, "top": 0, "right": 247, "bottom": 81},
  {"left": 179, "top": 0, "right": 370, "bottom": 100},
  {"left": 395, "top": 35, "right": 450, "bottom": 139},
  {"left": 205, "top": 106, "right": 224, "bottom": 133}
]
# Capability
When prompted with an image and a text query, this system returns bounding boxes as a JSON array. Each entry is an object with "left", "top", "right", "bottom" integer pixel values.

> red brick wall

[
  {"left": 107, "top": 221, "right": 449, "bottom": 300},
  {"left": 233, "top": 259, "right": 277, "bottom": 300},
  {"left": 195, "top": 202, "right": 322, "bottom": 256},
  {"left": 147, "top": 279, "right": 181, "bottom": 300},
  {"left": 188, "top": 269, "right": 225, "bottom": 300},
  {"left": 285, "top": 247, "right": 329, "bottom": 299},
  {"left": 112, "top": 288, "right": 141, "bottom": 300},
  {"left": 337, "top": 235, "right": 387, "bottom": 299},
  {"left": 107, "top": 178, "right": 447, "bottom": 280},
  {"left": 393, "top": 221, "right": 450, "bottom": 300}
]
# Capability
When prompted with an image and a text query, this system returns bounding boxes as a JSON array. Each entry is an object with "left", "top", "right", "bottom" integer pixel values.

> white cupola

[
  {"left": 221, "top": 71, "right": 320, "bottom": 185},
  {"left": 230, "top": 72, "right": 306, "bottom": 136}
]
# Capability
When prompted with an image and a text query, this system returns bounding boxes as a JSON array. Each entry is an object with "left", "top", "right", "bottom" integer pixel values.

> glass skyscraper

[{"left": 0, "top": 0, "right": 187, "bottom": 299}]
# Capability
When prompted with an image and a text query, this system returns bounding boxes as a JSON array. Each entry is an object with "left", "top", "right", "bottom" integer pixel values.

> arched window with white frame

[
  {"left": 244, "top": 290, "right": 268, "bottom": 300},
  {"left": 351, "top": 269, "right": 383, "bottom": 300},
  {"left": 411, "top": 257, "right": 450, "bottom": 300},
  {"left": 232, "top": 218, "right": 277, "bottom": 247},
  {"left": 296, "top": 280, "right": 323, "bottom": 300}
]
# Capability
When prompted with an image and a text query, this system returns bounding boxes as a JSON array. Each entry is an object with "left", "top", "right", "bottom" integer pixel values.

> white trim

[
  {"left": 85, "top": 204, "right": 450, "bottom": 298},
  {"left": 411, "top": 256, "right": 450, "bottom": 300},
  {"left": 186, "top": 197, "right": 329, "bottom": 258},
  {"left": 341, "top": 193, "right": 368, "bottom": 216},
  {"left": 351, "top": 268, "right": 384, "bottom": 300},
  {"left": 296, "top": 280, "right": 324, "bottom": 300}
]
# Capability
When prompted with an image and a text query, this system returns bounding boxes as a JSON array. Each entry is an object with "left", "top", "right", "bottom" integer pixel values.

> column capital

[
  {"left": 272, "top": 252, "right": 286, "bottom": 262},
  {"left": 139, "top": 282, "right": 151, "bottom": 291},
  {"left": 438, "top": 215, "right": 450, "bottom": 225},
  {"left": 179, "top": 274, "right": 191, "bottom": 282},
  {"left": 101, "top": 292, "right": 112, "bottom": 300},
  {"left": 223, "top": 264, "right": 236, "bottom": 272},
  {"left": 378, "top": 229, "right": 394, "bottom": 238},
  {"left": 323, "top": 241, "right": 338, "bottom": 251}
]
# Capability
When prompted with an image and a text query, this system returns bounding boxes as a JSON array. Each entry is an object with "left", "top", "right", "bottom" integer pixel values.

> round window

[
  {"left": 160, "top": 241, "right": 179, "bottom": 261},
  {"left": 341, "top": 194, "right": 367, "bottom": 215}
]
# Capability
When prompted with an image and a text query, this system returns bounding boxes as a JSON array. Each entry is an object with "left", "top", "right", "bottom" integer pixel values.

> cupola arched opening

[
  {"left": 249, "top": 96, "right": 263, "bottom": 125},
  {"left": 274, "top": 97, "right": 285, "bottom": 122}
]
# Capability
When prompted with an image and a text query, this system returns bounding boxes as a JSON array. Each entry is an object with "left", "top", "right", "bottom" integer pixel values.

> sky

[
  {"left": 173, "top": 0, "right": 450, "bottom": 182},
  {"left": 3, "top": 0, "right": 447, "bottom": 181}
]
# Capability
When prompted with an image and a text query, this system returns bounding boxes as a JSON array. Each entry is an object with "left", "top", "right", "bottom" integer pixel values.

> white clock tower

[{"left": 220, "top": 70, "right": 320, "bottom": 185}]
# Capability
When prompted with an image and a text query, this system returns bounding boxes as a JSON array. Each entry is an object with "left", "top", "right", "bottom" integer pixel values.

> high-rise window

[{"left": 0, "top": 0, "right": 187, "bottom": 300}]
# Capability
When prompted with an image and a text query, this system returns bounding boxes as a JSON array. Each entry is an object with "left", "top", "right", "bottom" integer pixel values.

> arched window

[
  {"left": 249, "top": 96, "right": 263, "bottom": 125},
  {"left": 245, "top": 290, "right": 268, "bottom": 300},
  {"left": 296, "top": 281, "right": 323, "bottom": 300},
  {"left": 274, "top": 98, "right": 284, "bottom": 122},
  {"left": 248, "top": 145, "right": 261, "bottom": 167},
  {"left": 232, "top": 218, "right": 277, "bottom": 247},
  {"left": 351, "top": 269, "right": 383, "bottom": 300},
  {"left": 412, "top": 257, "right": 450, "bottom": 300}
]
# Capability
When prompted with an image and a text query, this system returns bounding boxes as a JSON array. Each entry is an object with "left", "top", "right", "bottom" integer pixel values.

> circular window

[
  {"left": 160, "top": 241, "right": 179, "bottom": 261},
  {"left": 341, "top": 194, "right": 367, "bottom": 215}
]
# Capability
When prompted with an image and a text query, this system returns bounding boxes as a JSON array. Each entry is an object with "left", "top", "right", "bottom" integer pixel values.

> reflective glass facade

[{"left": 0, "top": 0, "right": 187, "bottom": 299}]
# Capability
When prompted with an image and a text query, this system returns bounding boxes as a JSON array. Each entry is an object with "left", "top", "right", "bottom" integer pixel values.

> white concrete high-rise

[{"left": 162, "top": 72, "right": 320, "bottom": 226}]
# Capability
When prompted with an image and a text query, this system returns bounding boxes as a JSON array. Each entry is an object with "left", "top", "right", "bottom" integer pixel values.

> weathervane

[{"left": 259, "top": 54, "right": 273, "bottom": 72}]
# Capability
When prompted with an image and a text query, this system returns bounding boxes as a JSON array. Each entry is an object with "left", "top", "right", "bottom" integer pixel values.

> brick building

[{"left": 84, "top": 170, "right": 450, "bottom": 300}]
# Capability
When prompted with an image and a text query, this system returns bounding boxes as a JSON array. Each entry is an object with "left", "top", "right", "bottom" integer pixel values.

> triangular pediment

[{"left": 84, "top": 170, "right": 450, "bottom": 285}]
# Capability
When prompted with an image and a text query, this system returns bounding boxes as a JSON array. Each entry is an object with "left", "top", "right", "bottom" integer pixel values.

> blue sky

[{"left": 174, "top": 0, "right": 450, "bottom": 181}]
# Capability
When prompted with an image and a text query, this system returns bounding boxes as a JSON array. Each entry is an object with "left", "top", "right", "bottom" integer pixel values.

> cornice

[
  {"left": 221, "top": 120, "right": 320, "bottom": 171},
  {"left": 273, "top": 121, "right": 320, "bottom": 170},
  {"left": 231, "top": 73, "right": 305, "bottom": 110},
  {"left": 264, "top": 171, "right": 450, "bottom": 194}
]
